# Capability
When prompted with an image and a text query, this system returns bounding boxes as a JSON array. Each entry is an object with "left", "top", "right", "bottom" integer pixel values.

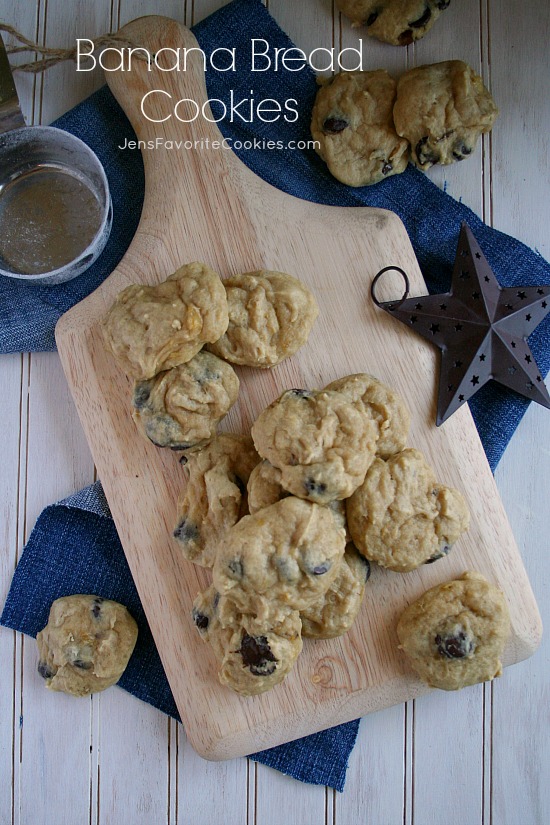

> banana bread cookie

[
  {"left": 311, "top": 70, "right": 409, "bottom": 187},
  {"left": 251, "top": 388, "right": 378, "bottom": 504},
  {"left": 131, "top": 351, "right": 239, "bottom": 451},
  {"left": 36, "top": 595, "right": 138, "bottom": 697},
  {"left": 173, "top": 434, "right": 260, "bottom": 568},
  {"left": 393, "top": 60, "right": 498, "bottom": 170},
  {"left": 101, "top": 262, "right": 229, "bottom": 380},
  {"left": 396, "top": 571, "right": 510, "bottom": 690},
  {"left": 336, "top": 0, "right": 450, "bottom": 46},
  {"left": 346, "top": 448, "right": 469, "bottom": 572},
  {"left": 207, "top": 270, "right": 318, "bottom": 368}
]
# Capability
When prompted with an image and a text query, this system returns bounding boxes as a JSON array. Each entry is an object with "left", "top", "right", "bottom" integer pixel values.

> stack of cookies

[{"left": 102, "top": 263, "right": 510, "bottom": 698}]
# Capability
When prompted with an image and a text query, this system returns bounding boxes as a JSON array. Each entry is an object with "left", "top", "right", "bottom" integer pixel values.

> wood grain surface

[{"left": 54, "top": 15, "right": 541, "bottom": 760}]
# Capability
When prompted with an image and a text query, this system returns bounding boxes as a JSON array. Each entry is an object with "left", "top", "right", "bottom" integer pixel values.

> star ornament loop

[{"left": 371, "top": 222, "right": 550, "bottom": 426}]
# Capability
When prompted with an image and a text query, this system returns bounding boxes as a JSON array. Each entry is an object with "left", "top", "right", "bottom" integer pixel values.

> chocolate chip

[
  {"left": 323, "top": 117, "right": 348, "bottom": 134},
  {"left": 415, "top": 136, "right": 439, "bottom": 167},
  {"left": 72, "top": 659, "right": 93, "bottom": 670},
  {"left": 304, "top": 478, "right": 327, "bottom": 496},
  {"left": 435, "top": 630, "right": 475, "bottom": 659},
  {"left": 132, "top": 382, "right": 151, "bottom": 409},
  {"left": 212, "top": 591, "right": 220, "bottom": 609},
  {"left": 452, "top": 143, "right": 473, "bottom": 161},
  {"left": 311, "top": 561, "right": 332, "bottom": 575},
  {"left": 381, "top": 161, "right": 393, "bottom": 175},
  {"left": 365, "top": 11, "right": 379, "bottom": 26},
  {"left": 425, "top": 544, "right": 451, "bottom": 564},
  {"left": 436, "top": 0, "right": 451, "bottom": 8},
  {"left": 173, "top": 519, "right": 199, "bottom": 543},
  {"left": 238, "top": 634, "right": 277, "bottom": 676},
  {"left": 409, "top": 6, "right": 432, "bottom": 28},
  {"left": 91, "top": 597, "right": 104, "bottom": 619},
  {"left": 192, "top": 609, "right": 209, "bottom": 631},
  {"left": 398, "top": 29, "right": 414, "bottom": 45},
  {"left": 38, "top": 660, "right": 55, "bottom": 680},
  {"left": 179, "top": 454, "right": 189, "bottom": 465},
  {"left": 288, "top": 389, "right": 312, "bottom": 398},
  {"left": 228, "top": 559, "right": 243, "bottom": 579}
]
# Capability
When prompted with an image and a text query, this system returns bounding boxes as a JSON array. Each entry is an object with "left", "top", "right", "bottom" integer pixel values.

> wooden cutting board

[{"left": 55, "top": 16, "right": 541, "bottom": 760}]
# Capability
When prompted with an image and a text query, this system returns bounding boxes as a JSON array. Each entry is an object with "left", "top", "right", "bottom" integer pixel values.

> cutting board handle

[
  {"left": 106, "top": 16, "right": 227, "bottom": 151},
  {"left": 89, "top": 15, "right": 266, "bottom": 293}
]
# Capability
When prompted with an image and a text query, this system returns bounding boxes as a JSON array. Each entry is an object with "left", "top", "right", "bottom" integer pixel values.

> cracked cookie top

[{"left": 101, "top": 262, "right": 229, "bottom": 380}]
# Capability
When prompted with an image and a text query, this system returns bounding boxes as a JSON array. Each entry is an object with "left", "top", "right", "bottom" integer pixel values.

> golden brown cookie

[
  {"left": 300, "top": 544, "right": 371, "bottom": 639},
  {"left": 396, "top": 571, "right": 511, "bottom": 690},
  {"left": 101, "top": 262, "right": 229, "bottom": 380},
  {"left": 131, "top": 351, "right": 239, "bottom": 451},
  {"left": 207, "top": 270, "right": 318, "bottom": 367},
  {"left": 247, "top": 459, "right": 349, "bottom": 539},
  {"left": 192, "top": 585, "right": 302, "bottom": 696},
  {"left": 393, "top": 60, "right": 498, "bottom": 170},
  {"left": 173, "top": 434, "right": 260, "bottom": 568},
  {"left": 346, "top": 448, "right": 469, "bottom": 572},
  {"left": 212, "top": 497, "right": 346, "bottom": 613},
  {"left": 36, "top": 595, "right": 138, "bottom": 697},
  {"left": 251, "top": 388, "right": 378, "bottom": 504},
  {"left": 311, "top": 70, "right": 409, "bottom": 187},
  {"left": 324, "top": 373, "right": 410, "bottom": 458},
  {"left": 336, "top": 0, "right": 450, "bottom": 46}
]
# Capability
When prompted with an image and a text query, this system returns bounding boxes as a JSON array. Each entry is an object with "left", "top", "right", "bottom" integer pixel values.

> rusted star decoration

[{"left": 371, "top": 222, "right": 550, "bottom": 426}]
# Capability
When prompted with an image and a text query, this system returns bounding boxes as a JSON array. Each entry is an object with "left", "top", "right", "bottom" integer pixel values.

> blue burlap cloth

[{"left": 2, "top": 0, "right": 550, "bottom": 791}]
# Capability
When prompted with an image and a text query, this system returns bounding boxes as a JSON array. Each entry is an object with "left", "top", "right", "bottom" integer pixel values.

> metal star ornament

[{"left": 371, "top": 222, "right": 550, "bottom": 426}]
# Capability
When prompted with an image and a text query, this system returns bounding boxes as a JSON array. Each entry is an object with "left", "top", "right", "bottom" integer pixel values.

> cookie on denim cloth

[
  {"left": 346, "top": 448, "right": 469, "bottom": 572},
  {"left": 311, "top": 70, "right": 409, "bottom": 187},
  {"left": 393, "top": 60, "right": 498, "bottom": 170},
  {"left": 36, "top": 595, "right": 138, "bottom": 697},
  {"left": 396, "top": 571, "right": 510, "bottom": 690},
  {"left": 336, "top": 0, "right": 450, "bottom": 46}
]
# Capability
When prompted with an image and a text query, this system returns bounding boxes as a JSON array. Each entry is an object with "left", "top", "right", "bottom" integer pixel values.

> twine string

[{"left": 0, "top": 22, "right": 147, "bottom": 73}]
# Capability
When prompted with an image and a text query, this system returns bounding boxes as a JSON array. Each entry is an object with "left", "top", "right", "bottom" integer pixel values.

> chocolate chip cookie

[
  {"left": 251, "top": 388, "right": 378, "bottom": 504},
  {"left": 101, "top": 262, "right": 229, "bottom": 380},
  {"left": 173, "top": 434, "right": 260, "bottom": 568},
  {"left": 212, "top": 497, "right": 346, "bottom": 613},
  {"left": 131, "top": 351, "right": 239, "bottom": 451},
  {"left": 36, "top": 595, "right": 138, "bottom": 697},
  {"left": 346, "top": 448, "right": 470, "bottom": 572},
  {"left": 325, "top": 373, "right": 410, "bottom": 458},
  {"left": 393, "top": 60, "right": 498, "bottom": 170},
  {"left": 247, "top": 458, "right": 349, "bottom": 539},
  {"left": 337, "top": 0, "right": 450, "bottom": 46},
  {"left": 300, "top": 544, "right": 371, "bottom": 639},
  {"left": 207, "top": 270, "right": 318, "bottom": 368},
  {"left": 396, "top": 571, "right": 510, "bottom": 690},
  {"left": 192, "top": 584, "right": 302, "bottom": 696},
  {"left": 311, "top": 70, "right": 410, "bottom": 187}
]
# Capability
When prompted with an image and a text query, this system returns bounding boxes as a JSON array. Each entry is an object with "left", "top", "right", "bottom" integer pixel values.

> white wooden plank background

[{"left": 0, "top": 0, "right": 549, "bottom": 822}]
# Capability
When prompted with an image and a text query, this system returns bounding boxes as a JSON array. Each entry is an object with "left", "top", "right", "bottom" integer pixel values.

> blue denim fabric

[{"left": 1, "top": 482, "right": 359, "bottom": 790}]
